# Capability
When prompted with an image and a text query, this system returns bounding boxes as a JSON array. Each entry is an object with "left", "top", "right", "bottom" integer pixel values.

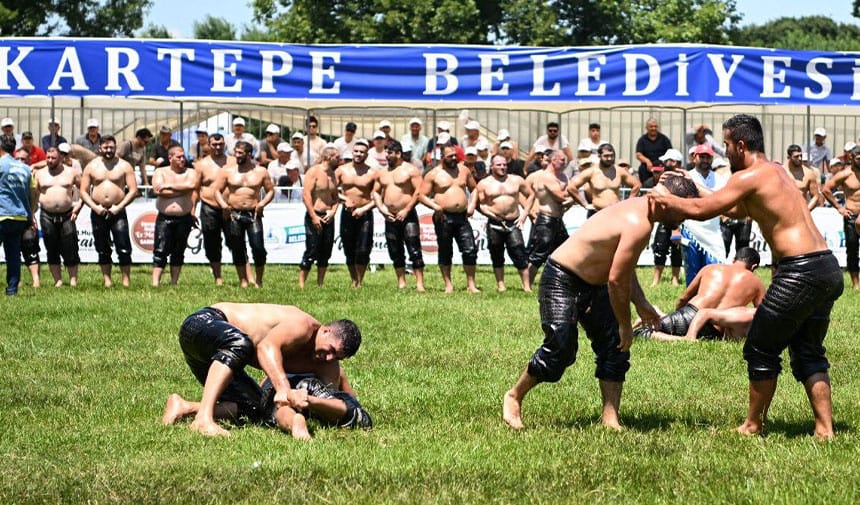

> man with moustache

[
  {"left": 151, "top": 146, "right": 199, "bottom": 287},
  {"left": 373, "top": 140, "right": 426, "bottom": 291},
  {"left": 567, "top": 143, "right": 640, "bottom": 218},
  {"left": 34, "top": 146, "right": 82, "bottom": 287},
  {"left": 195, "top": 133, "right": 235, "bottom": 285},
  {"left": 468, "top": 154, "right": 535, "bottom": 292},
  {"left": 335, "top": 139, "right": 378, "bottom": 288},
  {"left": 214, "top": 141, "right": 275, "bottom": 288},
  {"left": 300, "top": 146, "right": 342, "bottom": 288},
  {"left": 419, "top": 145, "right": 479, "bottom": 293},
  {"left": 823, "top": 144, "right": 860, "bottom": 290},
  {"left": 79, "top": 136, "right": 138, "bottom": 287},
  {"left": 784, "top": 144, "right": 822, "bottom": 211}
]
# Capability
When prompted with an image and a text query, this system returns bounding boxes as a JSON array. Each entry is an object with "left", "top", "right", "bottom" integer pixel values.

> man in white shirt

[
  {"left": 525, "top": 122, "right": 573, "bottom": 167},
  {"left": 225, "top": 117, "right": 258, "bottom": 156},
  {"left": 303, "top": 115, "right": 326, "bottom": 165},
  {"left": 334, "top": 122, "right": 357, "bottom": 158},
  {"left": 400, "top": 117, "right": 428, "bottom": 170}
]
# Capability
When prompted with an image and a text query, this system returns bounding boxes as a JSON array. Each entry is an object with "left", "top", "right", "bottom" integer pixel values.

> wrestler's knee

[
  {"left": 744, "top": 341, "right": 783, "bottom": 381},
  {"left": 526, "top": 322, "right": 578, "bottom": 383},
  {"left": 595, "top": 351, "right": 631, "bottom": 382}
]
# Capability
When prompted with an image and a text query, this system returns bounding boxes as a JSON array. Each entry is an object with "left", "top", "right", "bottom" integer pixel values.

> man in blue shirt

[{"left": 0, "top": 142, "right": 35, "bottom": 295}]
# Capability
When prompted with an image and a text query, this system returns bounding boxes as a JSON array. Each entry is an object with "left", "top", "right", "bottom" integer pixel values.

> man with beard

[
  {"left": 420, "top": 145, "right": 479, "bottom": 293},
  {"left": 784, "top": 144, "right": 822, "bottom": 211},
  {"left": 503, "top": 176, "right": 697, "bottom": 431},
  {"left": 214, "top": 141, "right": 275, "bottom": 288},
  {"left": 151, "top": 146, "right": 199, "bottom": 287},
  {"left": 525, "top": 151, "right": 587, "bottom": 286},
  {"left": 373, "top": 140, "right": 426, "bottom": 291},
  {"left": 34, "top": 146, "right": 82, "bottom": 287},
  {"left": 567, "top": 143, "right": 640, "bottom": 218},
  {"left": 651, "top": 114, "right": 844, "bottom": 439},
  {"left": 195, "top": 134, "right": 235, "bottom": 285},
  {"left": 525, "top": 122, "right": 574, "bottom": 168},
  {"left": 336, "top": 139, "right": 378, "bottom": 288},
  {"left": 300, "top": 146, "right": 341, "bottom": 288},
  {"left": 79, "top": 135, "right": 138, "bottom": 287},
  {"left": 823, "top": 144, "right": 860, "bottom": 290},
  {"left": 468, "top": 154, "right": 534, "bottom": 292},
  {"left": 635, "top": 118, "right": 672, "bottom": 188}
]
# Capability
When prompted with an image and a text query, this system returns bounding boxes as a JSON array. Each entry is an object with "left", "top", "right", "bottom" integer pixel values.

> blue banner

[{"left": 1, "top": 39, "right": 859, "bottom": 105}]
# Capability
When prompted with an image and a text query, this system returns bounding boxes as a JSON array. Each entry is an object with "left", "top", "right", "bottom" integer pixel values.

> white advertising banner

[{"left": 2, "top": 200, "right": 851, "bottom": 267}]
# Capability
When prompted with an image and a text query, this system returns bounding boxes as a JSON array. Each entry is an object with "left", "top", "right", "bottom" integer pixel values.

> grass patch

[{"left": 1, "top": 264, "right": 859, "bottom": 504}]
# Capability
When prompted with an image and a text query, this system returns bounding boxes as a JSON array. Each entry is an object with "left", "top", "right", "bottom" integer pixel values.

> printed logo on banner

[
  {"left": 419, "top": 214, "right": 437, "bottom": 253},
  {"left": 285, "top": 226, "right": 305, "bottom": 244},
  {"left": 131, "top": 211, "right": 158, "bottom": 252},
  {"left": 265, "top": 225, "right": 306, "bottom": 245}
]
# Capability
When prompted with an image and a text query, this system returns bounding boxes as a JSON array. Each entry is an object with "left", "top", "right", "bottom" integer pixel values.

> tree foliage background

[{"left": 0, "top": 0, "right": 152, "bottom": 37}]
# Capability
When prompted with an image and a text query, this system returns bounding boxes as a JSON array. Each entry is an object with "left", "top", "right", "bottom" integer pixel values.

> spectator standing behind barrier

[
  {"left": 76, "top": 118, "right": 102, "bottom": 154},
  {"left": 258, "top": 124, "right": 283, "bottom": 165},
  {"left": 41, "top": 119, "right": 68, "bottom": 152},
  {"left": 225, "top": 117, "right": 258, "bottom": 156},
  {"left": 682, "top": 144, "right": 725, "bottom": 285},
  {"left": 267, "top": 142, "right": 294, "bottom": 184},
  {"left": 118, "top": 128, "right": 153, "bottom": 187},
  {"left": 684, "top": 123, "right": 726, "bottom": 158},
  {"left": 491, "top": 128, "right": 518, "bottom": 161},
  {"left": 334, "top": 122, "right": 357, "bottom": 160},
  {"left": 304, "top": 116, "right": 326, "bottom": 165},
  {"left": 290, "top": 132, "right": 308, "bottom": 173},
  {"left": 578, "top": 123, "right": 602, "bottom": 155},
  {"left": 189, "top": 129, "right": 209, "bottom": 163},
  {"left": 1, "top": 117, "right": 22, "bottom": 152},
  {"left": 0, "top": 140, "right": 34, "bottom": 295},
  {"left": 635, "top": 118, "right": 672, "bottom": 188},
  {"left": 808, "top": 127, "right": 832, "bottom": 175},
  {"left": 650, "top": 149, "right": 684, "bottom": 286},
  {"left": 79, "top": 135, "right": 138, "bottom": 287},
  {"left": 400, "top": 117, "right": 428, "bottom": 170},
  {"left": 21, "top": 132, "right": 46, "bottom": 165},
  {"left": 524, "top": 122, "right": 574, "bottom": 168},
  {"left": 34, "top": 146, "right": 82, "bottom": 288},
  {"left": 151, "top": 126, "right": 181, "bottom": 168},
  {"left": 822, "top": 144, "right": 860, "bottom": 290}
]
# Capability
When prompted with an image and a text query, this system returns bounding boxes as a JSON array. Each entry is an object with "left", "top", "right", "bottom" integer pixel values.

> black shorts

[
  {"left": 91, "top": 209, "right": 132, "bottom": 266},
  {"left": 178, "top": 307, "right": 265, "bottom": 421},
  {"left": 40, "top": 209, "right": 80, "bottom": 266},
  {"left": 384, "top": 208, "right": 424, "bottom": 269},
  {"left": 227, "top": 209, "right": 266, "bottom": 265},
  {"left": 433, "top": 211, "right": 477, "bottom": 266},
  {"left": 340, "top": 207, "right": 374, "bottom": 266},
  {"left": 744, "top": 250, "right": 843, "bottom": 382},
  {"left": 527, "top": 259, "right": 629, "bottom": 383},
  {"left": 656, "top": 303, "right": 722, "bottom": 340},
  {"left": 152, "top": 213, "right": 195, "bottom": 268},
  {"left": 300, "top": 210, "right": 336, "bottom": 270},
  {"left": 528, "top": 214, "right": 568, "bottom": 268},
  {"left": 199, "top": 201, "right": 229, "bottom": 263},
  {"left": 486, "top": 218, "right": 528, "bottom": 270}
]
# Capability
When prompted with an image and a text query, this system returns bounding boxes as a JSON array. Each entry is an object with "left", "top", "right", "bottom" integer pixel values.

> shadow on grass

[{"left": 763, "top": 418, "right": 854, "bottom": 438}]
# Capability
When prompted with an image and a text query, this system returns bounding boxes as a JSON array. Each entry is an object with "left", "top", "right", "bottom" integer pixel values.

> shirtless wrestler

[
  {"left": 299, "top": 146, "right": 341, "bottom": 288},
  {"left": 79, "top": 135, "right": 138, "bottom": 287},
  {"left": 335, "top": 139, "right": 377, "bottom": 288},
  {"left": 34, "top": 146, "right": 82, "bottom": 287},
  {"left": 568, "top": 143, "right": 640, "bottom": 217},
  {"left": 151, "top": 146, "right": 199, "bottom": 287},
  {"left": 162, "top": 303, "right": 366, "bottom": 439},
  {"left": 195, "top": 133, "right": 235, "bottom": 285},
  {"left": 822, "top": 144, "right": 860, "bottom": 289},
  {"left": 784, "top": 144, "right": 822, "bottom": 211}
]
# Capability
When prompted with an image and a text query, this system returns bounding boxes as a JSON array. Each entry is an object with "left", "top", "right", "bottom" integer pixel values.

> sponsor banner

[
  {"left": 1, "top": 201, "right": 850, "bottom": 267},
  {"left": 2, "top": 39, "right": 860, "bottom": 105}
]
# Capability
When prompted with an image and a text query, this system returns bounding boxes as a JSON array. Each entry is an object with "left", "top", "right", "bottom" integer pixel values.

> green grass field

[{"left": 2, "top": 264, "right": 859, "bottom": 504}]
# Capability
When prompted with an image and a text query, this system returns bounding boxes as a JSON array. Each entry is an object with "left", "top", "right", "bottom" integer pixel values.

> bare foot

[
  {"left": 32, "top": 281, "right": 40, "bottom": 288},
  {"left": 503, "top": 390, "right": 525, "bottom": 429},
  {"left": 215, "top": 278, "right": 223, "bottom": 286},
  {"left": 122, "top": 279, "right": 130, "bottom": 287},
  {"left": 444, "top": 284, "right": 454, "bottom": 294},
  {"left": 813, "top": 428, "right": 835, "bottom": 441},
  {"left": 468, "top": 286, "right": 481, "bottom": 294},
  {"left": 69, "top": 279, "right": 77, "bottom": 287},
  {"left": 416, "top": 284, "right": 425, "bottom": 293},
  {"left": 162, "top": 393, "right": 192, "bottom": 425},
  {"left": 735, "top": 420, "right": 763, "bottom": 436},
  {"left": 497, "top": 283, "right": 506, "bottom": 293},
  {"left": 54, "top": 280, "right": 63, "bottom": 288},
  {"left": 398, "top": 283, "right": 407, "bottom": 289},
  {"left": 601, "top": 418, "right": 624, "bottom": 431},
  {"left": 522, "top": 286, "right": 532, "bottom": 293},
  {"left": 240, "top": 280, "right": 249, "bottom": 288},
  {"left": 190, "top": 419, "right": 230, "bottom": 436},
  {"left": 104, "top": 280, "right": 113, "bottom": 288},
  {"left": 291, "top": 414, "right": 312, "bottom": 441}
]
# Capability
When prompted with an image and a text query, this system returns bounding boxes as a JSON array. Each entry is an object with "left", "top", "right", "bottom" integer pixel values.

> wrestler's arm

[
  {"left": 466, "top": 181, "right": 481, "bottom": 217},
  {"left": 652, "top": 171, "right": 755, "bottom": 221},
  {"left": 808, "top": 172, "right": 822, "bottom": 211},
  {"left": 418, "top": 171, "right": 442, "bottom": 212},
  {"left": 338, "top": 366, "right": 358, "bottom": 398},
  {"left": 822, "top": 170, "right": 851, "bottom": 217},
  {"left": 113, "top": 162, "right": 139, "bottom": 211},
  {"left": 565, "top": 172, "right": 590, "bottom": 208},
  {"left": 213, "top": 171, "right": 229, "bottom": 209},
  {"left": 518, "top": 178, "right": 536, "bottom": 227},
  {"left": 686, "top": 307, "right": 755, "bottom": 341},
  {"left": 608, "top": 233, "right": 651, "bottom": 351},
  {"left": 256, "top": 323, "right": 313, "bottom": 409},
  {"left": 77, "top": 164, "right": 101, "bottom": 213},
  {"left": 676, "top": 271, "right": 702, "bottom": 310},
  {"left": 622, "top": 169, "right": 641, "bottom": 198},
  {"left": 257, "top": 171, "right": 276, "bottom": 211}
]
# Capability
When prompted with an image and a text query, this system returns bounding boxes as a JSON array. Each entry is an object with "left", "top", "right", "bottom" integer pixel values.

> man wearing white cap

[
  {"left": 491, "top": 128, "right": 518, "bottom": 161},
  {"left": 400, "top": 117, "right": 428, "bottom": 170},
  {"left": 423, "top": 120, "right": 459, "bottom": 167},
  {"left": 258, "top": 124, "right": 283, "bottom": 166},
  {"left": 225, "top": 117, "right": 257, "bottom": 156},
  {"left": 41, "top": 119, "right": 68, "bottom": 152},
  {"left": 76, "top": 118, "right": 102, "bottom": 154},
  {"left": 290, "top": 132, "right": 308, "bottom": 173},
  {"left": 267, "top": 142, "right": 294, "bottom": 185},
  {"left": 461, "top": 120, "right": 488, "bottom": 150},
  {"left": 378, "top": 120, "right": 394, "bottom": 141},
  {"left": 807, "top": 127, "right": 832, "bottom": 173},
  {"left": 498, "top": 140, "right": 524, "bottom": 177},
  {"left": 368, "top": 130, "right": 389, "bottom": 169},
  {"left": 0, "top": 117, "right": 22, "bottom": 153}
]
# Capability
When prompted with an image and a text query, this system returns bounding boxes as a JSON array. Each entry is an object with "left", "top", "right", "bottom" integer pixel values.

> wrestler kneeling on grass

[{"left": 162, "top": 302, "right": 369, "bottom": 439}]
